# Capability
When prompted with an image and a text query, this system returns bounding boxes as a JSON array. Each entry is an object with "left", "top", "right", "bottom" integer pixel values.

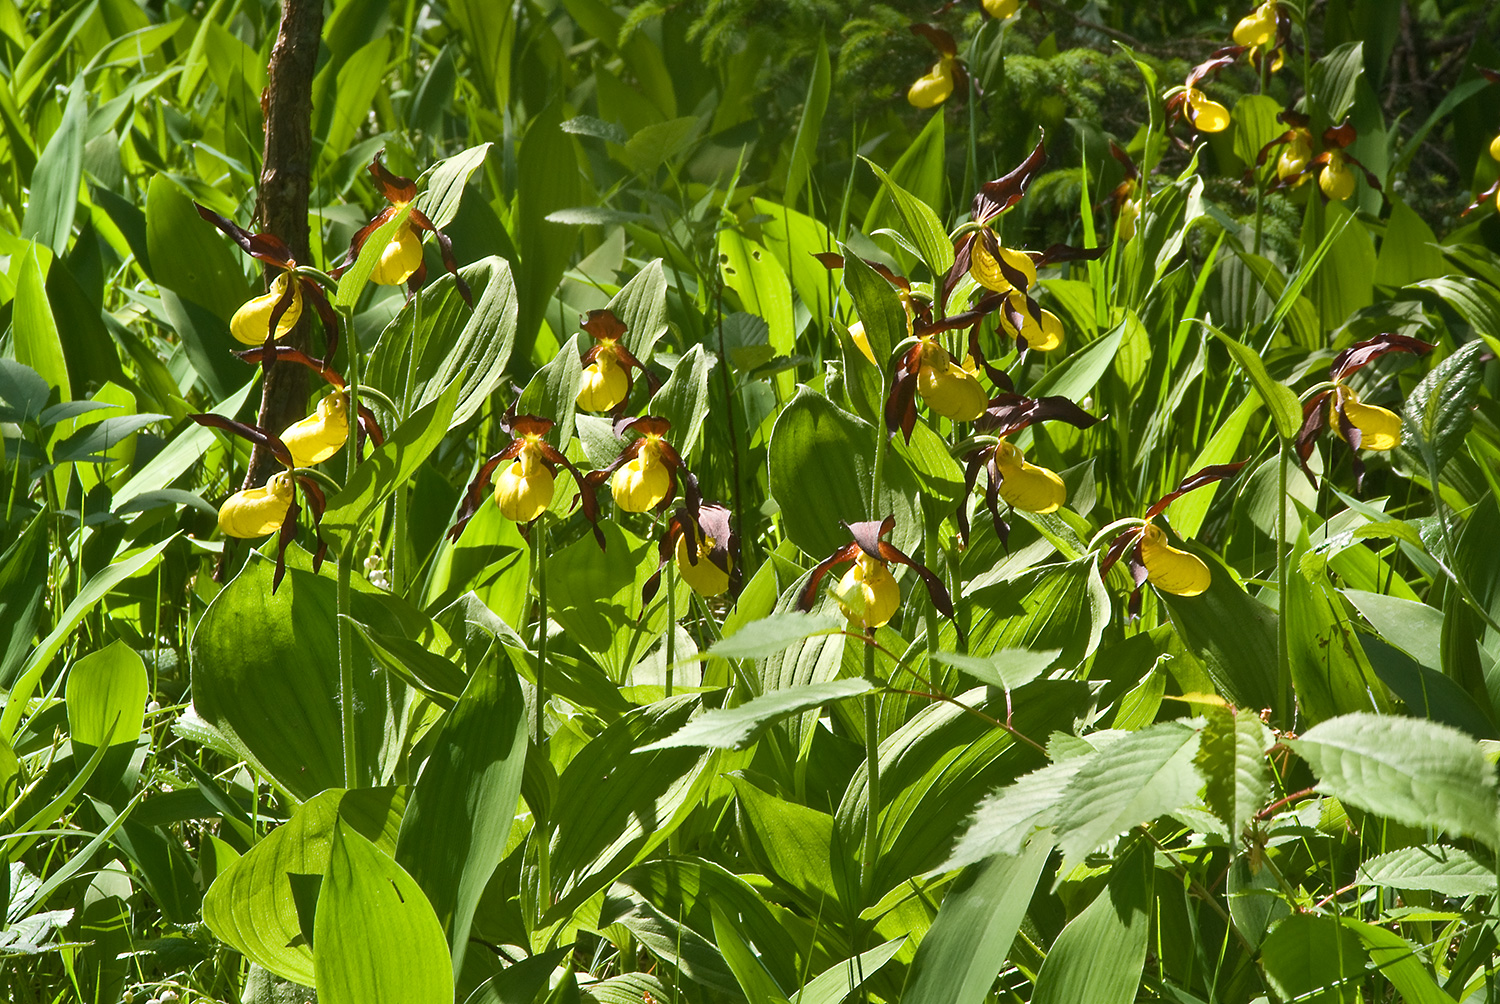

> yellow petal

[
  {"left": 994, "top": 441, "right": 1065, "bottom": 513},
  {"left": 1337, "top": 391, "right": 1402, "bottom": 451},
  {"left": 1232, "top": 3, "right": 1276, "bottom": 48},
  {"left": 493, "top": 455, "right": 554, "bottom": 522},
  {"left": 1118, "top": 198, "right": 1140, "bottom": 241},
  {"left": 917, "top": 345, "right": 988, "bottom": 422},
  {"left": 907, "top": 59, "right": 955, "bottom": 109},
  {"left": 982, "top": 0, "right": 1020, "bottom": 17},
  {"left": 676, "top": 530, "right": 731, "bottom": 597},
  {"left": 1004, "top": 292, "right": 1065, "bottom": 352},
  {"left": 230, "top": 273, "right": 303, "bottom": 345},
  {"left": 576, "top": 350, "right": 630, "bottom": 411},
  {"left": 970, "top": 240, "right": 1037, "bottom": 294},
  {"left": 1490, "top": 134, "right": 1500, "bottom": 161},
  {"left": 370, "top": 224, "right": 424, "bottom": 286},
  {"left": 1277, "top": 131, "right": 1313, "bottom": 182},
  {"left": 218, "top": 471, "right": 295, "bottom": 538},
  {"left": 1140, "top": 524, "right": 1211, "bottom": 596},
  {"left": 833, "top": 553, "right": 900, "bottom": 628},
  {"left": 847, "top": 320, "right": 878, "bottom": 367},
  {"left": 1319, "top": 154, "right": 1355, "bottom": 201},
  {"left": 1187, "top": 89, "right": 1230, "bottom": 133},
  {"left": 612, "top": 445, "right": 671, "bottom": 512},
  {"left": 280, "top": 393, "right": 349, "bottom": 468}
]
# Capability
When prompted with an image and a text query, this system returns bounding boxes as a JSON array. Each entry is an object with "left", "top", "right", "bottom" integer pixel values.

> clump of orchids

[
  {"left": 797, "top": 517, "right": 953, "bottom": 630},
  {"left": 1294, "top": 333, "right": 1434, "bottom": 489},
  {"left": 958, "top": 392, "right": 1100, "bottom": 546},
  {"left": 334, "top": 153, "right": 471, "bottom": 304},
  {"left": 1095, "top": 462, "right": 1249, "bottom": 617},
  {"left": 1257, "top": 113, "right": 1381, "bottom": 202}
]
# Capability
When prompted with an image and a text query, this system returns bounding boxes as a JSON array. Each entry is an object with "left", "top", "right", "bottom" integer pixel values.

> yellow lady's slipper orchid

[
  {"left": 1318, "top": 151, "right": 1356, "bottom": 201},
  {"left": 983, "top": 0, "right": 1021, "bottom": 18},
  {"left": 578, "top": 347, "right": 630, "bottom": 412},
  {"left": 916, "top": 339, "right": 987, "bottom": 422},
  {"left": 1186, "top": 88, "right": 1230, "bottom": 133},
  {"left": 1233, "top": 1, "right": 1277, "bottom": 48},
  {"left": 993, "top": 441, "right": 1065, "bottom": 513},
  {"left": 218, "top": 471, "right": 296, "bottom": 538},
  {"left": 1490, "top": 134, "right": 1500, "bottom": 161},
  {"left": 1277, "top": 128, "right": 1314, "bottom": 184},
  {"left": 908, "top": 57, "right": 956, "bottom": 109},
  {"left": 676, "top": 525, "right": 731, "bottom": 597},
  {"left": 230, "top": 273, "right": 303, "bottom": 345},
  {"left": 970, "top": 238, "right": 1037, "bottom": 294},
  {"left": 279, "top": 393, "right": 349, "bottom": 468},
  {"left": 833, "top": 551, "right": 902, "bottom": 629},
  {"left": 612, "top": 435, "right": 672, "bottom": 512},
  {"left": 1003, "top": 291, "right": 1065, "bottom": 352},
  {"left": 493, "top": 441, "right": 555, "bottom": 522},
  {"left": 1118, "top": 197, "right": 1141, "bottom": 241},
  {"left": 1139, "top": 524, "right": 1211, "bottom": 596},
  {"left": 1334, "top": 387, "right": 1401, "bottom": 451},
  {"left": 370, "top": 222, "right": 424, "bottom": 286}
]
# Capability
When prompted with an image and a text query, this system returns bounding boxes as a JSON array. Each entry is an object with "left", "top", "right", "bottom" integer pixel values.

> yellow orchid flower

[
  {"left": 1139, "top": 524, "right": 1211, "bottom": 596},
  {"left": 450, "top": 416, "right": 590, "bottom": 540},
  {"left": 993, "top": 440, "right": 1065, "bottom": 513},
  {"left": 279, "top": 393, "right": 349, "bottom": 468},
  {"left": 218, "top": 471, "right": 296, "bottom": 539},
  {"left": 370, "top": 223, "right": 425, "bottom": 287},
  {"left": 1276, "top": 128, "right": 1314, "bottom": 184},
  {"left": 797, "top": 516, "right": 953, "bottom": 631},
  {"left": 336, "top": 153, "right": 472, "bottom": 303},
  {"left": 983, "top": 0, "right": 1021, "bottom": 18},
  {"left": 1318, "top": 151, "right": 1356, "bottom": 201},
  {"left": 969, "top": 235, "right": 1037, "bottom": 295},
  {"left": 1186, "top": 88, "right": 1230, "bottom": 133},
  {"left": 916, "top": 339, "right": 988, "bottom": 422},
  {"left": 494, "top": 439, "right": 556, "bottom": 523},
  {"left": 834, "top": 551, "right": 902, "bottom": 628},
  {"left": 574, "top": 309, "right": 654, "bottom": 413},
  {"left": 230, "top": 273, "right": 304, "bottom": 345},
  {"left": 613, "top": 440, "right": 672, "bottom": 512},
  {"left": 1332, "top": 386, "right": 1401, "bottom": 451},
  {"left": 909, "top": 57, "right": 957, "bottom": 108},
  {"left": 1002, "top": 291, "right": 1065, "bottom": 352},
  {"left": 677, "top": 523, "right": 732, "bottom": 597}
]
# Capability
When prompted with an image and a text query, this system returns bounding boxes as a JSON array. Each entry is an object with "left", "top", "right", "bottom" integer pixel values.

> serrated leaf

[
  {"left": 1289, "top": 713, "right": 1500, "bottom": 849},
  {"left": 942, "top": 756, "right": 1091, "bottom": 869},
  {"left": 930, "top": 647, "right": 1061, "bottom": 692},
  {"left": 1357, "top": 844, "right": 1498, "bottom": 897},
  {"left": 705, "top": 611, "right": 843, "bottom": 661},
  {"left": 1196, "top": 707, "right": 1273, "bottom": 838},
  {"left": 1052, "top": 722, "right": 1201, "bottom": 860}
]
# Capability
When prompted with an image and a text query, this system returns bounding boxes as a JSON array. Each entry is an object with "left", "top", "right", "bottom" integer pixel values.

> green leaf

[
  {"left": 518, "top": 332, "right": 583, "bottom": 449},
  {"left": 966, "top": 559, "right": 1109, "bottom": 669},
  {"left": 1195, "top": 707, "right": 1273, "bottom": 838},
  {"left": 642, "top": 679, "right": 874, "bottom": 751},
  {"left": 1031, "top": 837, "right": 1153, "bottom": 1004},
  {"left": 1286, "top": 562, "right": 1391, "bottom": 725},
  {"left": 728, "top": 773, "right": 842, "bottom": 906},
  {"left": 1052, "top": 722, "right": 1200, "bottom": 861},
  {"left": 610, "top": 259, "right": 669, "bottom": 368},
  {"left": 1164, "top": 394, "right": 1259, "bottom": 538},
  {"left": 1310, "top": 42, "right": 1365, "bottom": 125},
  {"left": 321, "top": 381, "right": 459, "bottom": 545},
  {"left": 766, "top": 389, "right": 921, "bottom": 559},
  {"left": 21, "top": 74, "right": 85, "bottom": 256},
  {"left": 1403, "top": 340, "right": 1485, "bottom": 475},
  {"left": 791, "top": 937, "right": 905, "bottom": 1004},
  {"left": 901, "top": 838, "right": 1051, "bottom": 1004},
  {"left": 1341, "top": 589, "right": 1443, "bottom": 670},
  {"left": 50, "top": 413, "right": 167, "bottom": 464},
  {"left": 704, "top": 611, "right": 842, "bottom": 661},
  {"left": 515, "top": 99, "right": 584, "bottom": 356},
  {"left": 334, "top": 202, "right": 414, "bottom": 310},
  {"left": 1259, "top": 913, "right": 1366, "bottom": 1004},
  {"left": 650, "top": 344, "right": 715, "bottom": 458},
  {"left": 1358, "top": 844, "right": 1497, "bottom": 897},
  {"left": 202, "top": 789, "right": 403, "bottom": 985},
  {"left": 314, "top": 819, "right": 453, "bottom": 1004},
  {"left": 0, "top": 514, "right": 49, "bottom": 686},
  {"left": 863, "top": 159, "right": 955, "bottom": 283},
  {"left": 784, "top": 36, "right": 830, "bottom": 212},
  {"left": 1374, "top": 198, "right": 1446, "bottom": 287},
  {"left": 862, "top": 111, "right": 945, "bottom": 261},
  {"left": 1, "top": 535, "right": 174, "bottom": 743},
  {"left": 65, "top": 640, "right": 147, "bottom": 747},
  {"left": 942, "top": 754, "right": 1091, "bottom": 869},
  {"left": 1208, "top": 328, "right": 1301, "bottom": 440},
  {"left": 416, "top": 144, "right": 492, "bottom": 231},
  {"left": 0, "top": 358, "right": 51, "bottom": 423},
  {"left": 930, "top": 648, "right": 1061, "bottom": 692},
  {"left": 840, "top": 248, "right": 906, "bottom": 372},
  {"left": 1289, "top": 713, "right": 1500, "bottom": 848},
  {"left": 1340, "top": 918, "right": 1451, "bottom": 1004},
  {"left": 366, "top": 256, "right": 518, "bottom": 429},
  {"left": 190, "top": 552, "right": 421, "bottom": 798},
  {"left": 719, "top": 229, "right": 795, "bottom": 363},
  {"left": 12, "top": 243, "right": 69, "bottom": 405},
  {"left": 394, "top": 645, "right": 527, "bottom": 977},
  {"left": 1157, "top": 544, "right": 1282, "bottom": 717},
  {"left": 145, "top": 174, "right": 250, "bottom": 323},
  {"left": 711, "top": 901, "right": 787, "bottom": 1004}
]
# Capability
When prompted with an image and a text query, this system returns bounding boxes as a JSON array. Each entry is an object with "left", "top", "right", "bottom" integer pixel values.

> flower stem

[
  {"left": 665, "top": 547, "right": 677, "bottom": 699},
  {"left": 338, "top": 303, "right": 361, "bottom": 789},
  {"left": 534, "top": 517, "right": 549, "bottom": 748},
  {"left": 861, "top": 633, "right": 881, "bottom": 903},
  {"left": 391, "top": 289, "right": 420, "bottom": 597},
  {"left": 1276, "top": 441, "right": 1291, "bottom": 723}
]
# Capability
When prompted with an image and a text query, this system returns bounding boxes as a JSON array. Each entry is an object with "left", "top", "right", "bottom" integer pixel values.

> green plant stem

[
  {"left": 338, "top": 304, "right": 362, "bottom": 789},
  {"left": 534, "top": 518, "right": 549, "bottom": 748},
  {"left": 861, "top": 634, "right": 881, "bottom": 903},
  {"left": 391, "top": 288, "right": 420, "bottom": 597},
  {"left": 1276, "top": 441, "right": 1290, "bottom": 723},
  {"left": 665, "top": 549, "right": 677, "bottom": 699}
]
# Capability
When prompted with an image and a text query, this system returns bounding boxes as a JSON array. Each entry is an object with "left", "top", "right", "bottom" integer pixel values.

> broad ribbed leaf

[
  {"left": 1289, "top": 713, "right": 1500, "bottom": 848},
  {"left": 1341, "top": 919, "right": 1451, "bottom": 1004},
  {"left": 1052, "top": 722, "right": 1201, "bottom": 861},
  {"left": 650, "top": 344, "right": 715, "bottom": 457},
  {"left": 1210, "top": 328, "right": 1302, "bottom": 440},
  {"left": 1259, "top": 914, "right": 1366, "bottom": 1004},
  {"left": 791, "top": 937, "right": 904, "bottom": 1004},
  {"left": 314, "top": 820, "right": 452, "bottom": 1004},
  {"left": 643, "top": 679, "right": 873, "bottom": 751},
  {"left": 840, "top": 249, "right": 905, "bottom": 373},
  {"left": 64, "top": 640, "right": 147, "bottom": 747},
  {"left": 1031, "top": 837, "right": 1153, "bottom": 1004},
  {"left": 863, "top": 160, "right": 955, "bottom": 282},
  {"left": 902, "top": 838, "right": 1051, "bottom": 1004}
]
